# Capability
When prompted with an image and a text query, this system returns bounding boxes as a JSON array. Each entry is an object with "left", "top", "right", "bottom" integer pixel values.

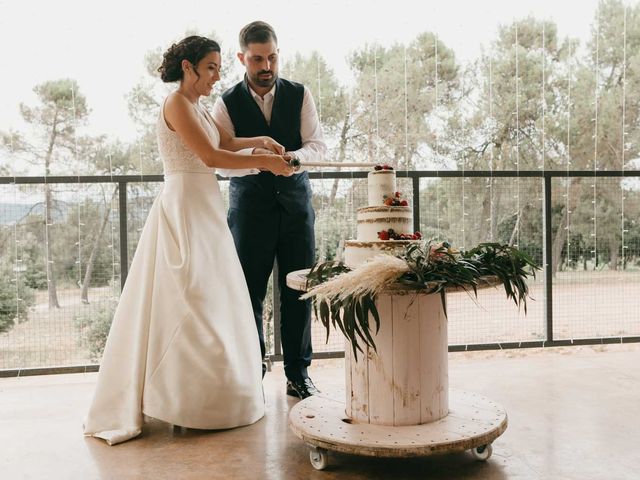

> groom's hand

[
  {"left": 261, "top": 137, "right": 285, "bottom": 155},
  {"left": 284, "top": 152, "right": 300, "bottom": 172},
  {"left": 252, "top": 148, "right": 276, "bottom": 170},
  {"left": 260, "top": 154, "right": 294, "bottom": 177}
]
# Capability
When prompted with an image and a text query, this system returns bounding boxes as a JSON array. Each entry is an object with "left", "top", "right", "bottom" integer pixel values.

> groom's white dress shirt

[{"left": 212, "top": 82, "right": 326, "bottom": 177}]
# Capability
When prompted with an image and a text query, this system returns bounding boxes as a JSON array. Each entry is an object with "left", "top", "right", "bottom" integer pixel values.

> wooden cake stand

[{"left": 286, "top": 269, "right": 508, "bottom": 471}]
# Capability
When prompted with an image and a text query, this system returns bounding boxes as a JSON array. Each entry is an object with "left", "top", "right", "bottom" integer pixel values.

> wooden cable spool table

[{"left": 286, "top": 269, "right": 508, "bottom": 471}]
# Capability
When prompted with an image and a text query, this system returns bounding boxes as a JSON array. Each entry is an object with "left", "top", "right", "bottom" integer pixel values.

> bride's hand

[
  {"left": 256, "top": 154, "right": 294, "bottom": 176},
  {"left": 260, "top": 137, "right": 285, "bottom": 155},
  {"left": 252, "top": 147, "right": 276, "bottom": 156}
]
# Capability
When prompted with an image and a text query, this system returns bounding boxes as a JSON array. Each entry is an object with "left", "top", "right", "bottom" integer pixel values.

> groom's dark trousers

[{"left": 224, "top": 77, "right": 315, "bottom": 381}]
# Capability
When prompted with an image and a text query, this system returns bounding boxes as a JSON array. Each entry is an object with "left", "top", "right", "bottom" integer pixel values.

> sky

[{"left": 0, "top": 0, "right": 612, "bottom": 142}]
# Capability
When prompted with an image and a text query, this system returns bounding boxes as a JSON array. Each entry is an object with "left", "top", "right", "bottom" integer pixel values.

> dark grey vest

[{"left": 222, "top": 76, "right": 309, "bottom": 205}]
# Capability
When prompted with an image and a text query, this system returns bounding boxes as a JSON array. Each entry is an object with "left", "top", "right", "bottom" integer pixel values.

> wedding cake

[{"left": 343, "top": 165, "right": 421, "bottom": 268}]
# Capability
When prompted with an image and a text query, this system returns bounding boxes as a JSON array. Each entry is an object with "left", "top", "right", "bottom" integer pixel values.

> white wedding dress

[{"left": 83, "top": 101, "right": 264, "bottom": 446}]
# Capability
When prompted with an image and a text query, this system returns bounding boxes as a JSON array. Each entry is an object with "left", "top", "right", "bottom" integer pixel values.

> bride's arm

[
  {"left": 209, "top": 98, "right": 284, "bottom": 154},
  {"left": 164, "top": 93, "right": 290, "bottom": 175},
  {"left": 213, "top": 119, "right": 284, "bottom": 155}
]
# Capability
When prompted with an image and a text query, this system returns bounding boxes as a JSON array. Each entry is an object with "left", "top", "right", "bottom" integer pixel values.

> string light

[
  {"left": 10, "top": 134, "right": 21, "bottom": 329},
  {"left": 621, "top": 5, "right": 628, "bottom": 268},
  {"left": 373, "top": 45, "right": 380, "bottom": 161},
  {"left": 337, "top": 90, "right": 355, "bottom": 264},
  {"left": 316, "top": 53, "right": 323, "bottom": 126},
  {"left": 515, "top": 21, "right": 521, "bottom": 248},
  {"left": 317, "top": 52, "right": 327, "bottom": 261},
  {"left": 107, "top": 145, "right": 118, "bottom": 300},
  {"left": 488, "top": 48, "right": 494, "bottom": 241},
  {"left": 136, "top": 91, "right": 144, "bottom": 236},
  {"left": 44, "top": 115, "right": 52, "bottom": 297},
  {"left": 449, "top": 31, "right": 468, "bottom": 249},
  {"left": 592, "top": 6, "right": 599, "bottom": 269},
  {"left": 435, "top": 34, "right": 441, "bottom": 240},
  {"left": 541, "top": 22, "right": 548, "bottom": 344},
  {"left": 542, "top": 22, "right": 546, "bottom": 174},
  {"left": 461, "top": 125, "right": 466, "bottom": 251},
  {"left": 347, "top": 91, "right": 354, "bottom": 242},
  {"left": 403, "top": 43, "right": 409, "bottom": 171},
  {"left": 72, "top": 84, "right": 83, "bottom": 289},
  {"left": 137, "top": 91, "right": 145, "bottom": 181},
  {"left": 566, "top": 40, "right": 573, "bottom": 271}
]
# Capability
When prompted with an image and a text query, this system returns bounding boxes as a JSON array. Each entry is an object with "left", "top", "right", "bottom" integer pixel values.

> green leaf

[{"left": 305, "top": 242, "right": 539, "bottom": 363}]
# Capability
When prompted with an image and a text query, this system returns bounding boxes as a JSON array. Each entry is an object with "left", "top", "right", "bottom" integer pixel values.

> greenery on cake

[{"left": 303, "top": 240, "right": 538, "bottom": 360}]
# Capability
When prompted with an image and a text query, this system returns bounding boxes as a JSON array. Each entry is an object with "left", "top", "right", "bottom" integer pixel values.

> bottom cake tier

[{"left": 343, "top": 239, "right": 417, "bottom": 269}]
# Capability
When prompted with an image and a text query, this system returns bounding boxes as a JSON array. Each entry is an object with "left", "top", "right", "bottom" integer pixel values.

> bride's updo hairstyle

[{"left": 158, "top": 35, "right": 221, "bottom": 83}]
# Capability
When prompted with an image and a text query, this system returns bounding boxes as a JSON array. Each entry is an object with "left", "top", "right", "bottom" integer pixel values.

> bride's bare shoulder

[
  {"left": 165, "top": 91, "right": 191, "bottom": 111},
  {"left": 164, "top": 92, "right": 197, "bottom": 128}
]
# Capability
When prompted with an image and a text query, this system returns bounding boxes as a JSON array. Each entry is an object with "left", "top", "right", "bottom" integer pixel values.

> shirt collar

[{"left": 248, "top": 83, "right": 276, "bottom": 101}]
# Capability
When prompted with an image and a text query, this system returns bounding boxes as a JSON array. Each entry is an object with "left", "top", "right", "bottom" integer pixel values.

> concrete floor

[{"left": 1, "top": 344, "right": 639, "bottom": 480}]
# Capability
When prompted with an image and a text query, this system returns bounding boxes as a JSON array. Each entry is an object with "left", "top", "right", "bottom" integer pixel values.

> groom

[{"left": 212, "top": 20, "right": 326, "bottom": 399}]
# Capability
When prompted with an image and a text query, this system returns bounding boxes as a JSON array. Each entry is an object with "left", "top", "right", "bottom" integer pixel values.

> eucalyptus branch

[{"left": 304, "top": 241, "right": 539, "bottom": 360}]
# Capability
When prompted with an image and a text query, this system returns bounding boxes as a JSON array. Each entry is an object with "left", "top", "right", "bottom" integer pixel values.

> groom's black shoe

[{"left": 286, "top": 377, "right": 320, "bottom": 399}]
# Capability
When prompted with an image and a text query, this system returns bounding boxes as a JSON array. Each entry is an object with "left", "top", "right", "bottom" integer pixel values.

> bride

[{"left": 83, "top": 35, "right": 293, "bottom": 446}]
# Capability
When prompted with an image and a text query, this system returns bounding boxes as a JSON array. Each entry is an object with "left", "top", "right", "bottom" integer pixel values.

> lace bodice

[{"left": 157, "top": 101, "right": 218, "bottom": 175}]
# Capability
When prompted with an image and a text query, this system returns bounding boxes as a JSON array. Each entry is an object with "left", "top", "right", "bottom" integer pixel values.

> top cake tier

[{"left": 367, "top": 169, "right": 396, "bottom": 206}]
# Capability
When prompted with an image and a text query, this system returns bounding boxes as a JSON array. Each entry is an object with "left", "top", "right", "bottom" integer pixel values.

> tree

[
  {"left": 75, "top": 138, "right": 134, "bottom": 303},
  {"left": 282, "top": 37, "right": 460, "bottom": 259},
  {"left": 348, "top": 34, "right": 459, "bottom": 169},
  {"left": 444, "top": 17, "right": 576, "bottom": 254},
  {"left": 0, "top": 267, "right": 35, "bottom": 333},
  {"left": 551, "top": 0, "right": 640, "bottom": 272},
  {"left": 9, "top": 79, "right": 90, "bottom": 307},
  {"left": 282, "top": 51, "right": 348, "bottom": 204}
]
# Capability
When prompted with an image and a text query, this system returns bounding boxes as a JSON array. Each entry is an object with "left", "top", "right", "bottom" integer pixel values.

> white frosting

[
  {"left": 342, "top": 168, "right": 418, "bottom": 268},
  {"left": 367, "top": 170, "right": 396, "bottom": 205},
  {"left": 356, "top": 206, "right": 413, "bottom": 241},
  {"left": 344, "top": 240, "right": 413, "bottom": 269}
]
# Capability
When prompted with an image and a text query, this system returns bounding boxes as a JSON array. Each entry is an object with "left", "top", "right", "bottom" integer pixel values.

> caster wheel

[
  {"left": 471, "top": 443, "right": 493, "bottom": 461},
  {"left": 309, "top": 447, "right": 328, "bottom": 470}
]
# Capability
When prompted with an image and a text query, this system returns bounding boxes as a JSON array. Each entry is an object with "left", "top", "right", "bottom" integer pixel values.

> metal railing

[{"left": 1, "top": 169, "right": 640, "bottom": 376}]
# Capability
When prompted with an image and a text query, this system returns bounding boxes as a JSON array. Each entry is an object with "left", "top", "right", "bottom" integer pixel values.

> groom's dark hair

[{"left": 239, "top": 21, "right": 278, "bottom": 51}]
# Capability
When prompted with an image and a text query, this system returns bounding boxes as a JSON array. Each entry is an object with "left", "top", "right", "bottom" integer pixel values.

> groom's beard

[{"left": 251, "top": 70, "right": 277, "bottom": 88}]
